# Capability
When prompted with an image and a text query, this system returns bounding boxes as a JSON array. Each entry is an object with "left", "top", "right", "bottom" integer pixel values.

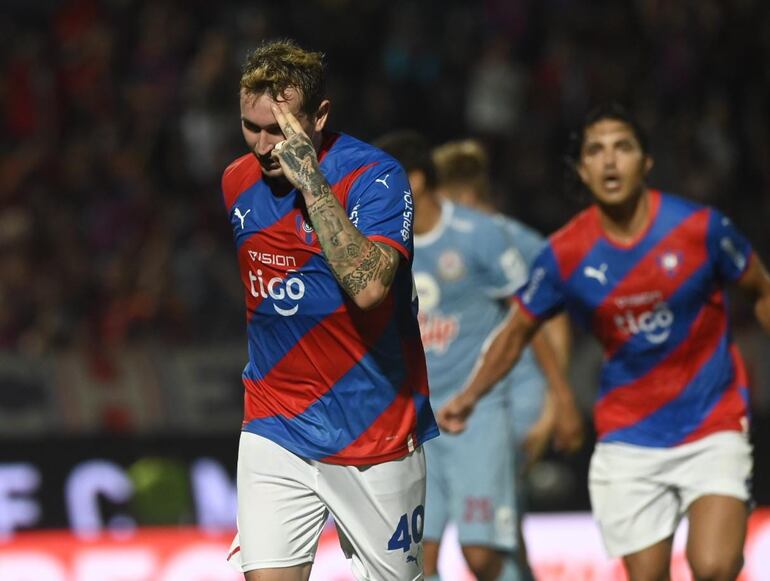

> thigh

[
  {"left": 589, "top": 443, "right": 680, "bottom": 558},
  {"left": 233, "top": 432, "right": 328, "bottom": 573},
  {"left": 244, "top": 563, "right": 312, "bottom": 581},
  {"left": 447, "top": 406, "right": 517, "bottom": 552},
  {"left": 320, "top": 447, "right": 427, "bottom": 581}
]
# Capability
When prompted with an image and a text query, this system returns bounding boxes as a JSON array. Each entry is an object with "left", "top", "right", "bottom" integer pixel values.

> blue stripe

[
  {"left": 601, "top": 333, "right": 735, "bottom": 446},
  {"left": 598, "top": 263, "right": 714, "bottom": 395}
]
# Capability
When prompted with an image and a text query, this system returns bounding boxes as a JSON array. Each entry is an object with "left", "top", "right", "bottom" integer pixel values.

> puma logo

[
  {"left": 234, "top": 207, "right": 251, "bottom": 230},
  {"left": 583, "top": 263, "right": 608, "bottom": 285},
  {"left": 376, "top": 174, "right": 390, "bottom": 188}
]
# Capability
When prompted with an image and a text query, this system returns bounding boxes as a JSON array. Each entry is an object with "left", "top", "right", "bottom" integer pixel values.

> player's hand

[
  {"left": 522, "top": 414, "right": 555, "bottom": 470},
  {"left": 269, "top": 102, "right": 322, "bottom": 193},
  {"left": 437, "top": 392, "right": 476, "bottom": 434},
  {"left": 552, "top": 395, "right": 584, "bottom": 453}
]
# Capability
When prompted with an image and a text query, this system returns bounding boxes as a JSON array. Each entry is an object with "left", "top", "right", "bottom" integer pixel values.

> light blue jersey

[
  {"left": 415, "top": 200, "right": 519, "bottom": 554},
  {"left": 414, "top": 201, "right": 528, "bottom": 410}
]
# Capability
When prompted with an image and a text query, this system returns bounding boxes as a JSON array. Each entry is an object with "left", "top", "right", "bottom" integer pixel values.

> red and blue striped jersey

[
  {"left": 221, "top": 132, "right": 438, "bottom": 465},
  {"left": 516, "top": 190, "right": 752, "bottom": 447}
]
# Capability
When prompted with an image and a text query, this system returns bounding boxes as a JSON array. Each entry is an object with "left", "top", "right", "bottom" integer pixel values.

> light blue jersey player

[
  {"left": 430, "top": 138, "right": 577, "bottom": 581},
  {"left": 414, "top": 200, "right": 523, "bottom": 579},
  {"left": 376, "top": 132, "right": 575, "bottom": 580}
]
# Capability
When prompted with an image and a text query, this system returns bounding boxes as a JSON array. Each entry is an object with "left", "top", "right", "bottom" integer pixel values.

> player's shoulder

[
  {"left": 323, "top": 132, "right": 402, "bottom": 181},
  {"left": 657, "top": 190, "right": 710, "bottom": 218},
  {"left": 448, "top": 202, "right": 503, "bottom": 236},
  {"left": 549, "top": 204, "right": 596, "bottom": 249},
  {"left": 493, "top": 213, "right": 545, "bottom": 244},
  {"left": 221, "top": 153, "right": 261, "bottom": 209}
]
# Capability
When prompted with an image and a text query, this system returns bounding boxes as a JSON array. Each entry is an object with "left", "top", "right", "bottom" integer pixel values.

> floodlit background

[{"left": 1, "top": 0, "right": 769, "bottom": 579}]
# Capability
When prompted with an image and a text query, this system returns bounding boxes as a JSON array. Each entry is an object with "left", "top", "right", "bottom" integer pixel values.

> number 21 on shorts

[{"left": 387, "top": 505, "right": 424, "bottom": 552}]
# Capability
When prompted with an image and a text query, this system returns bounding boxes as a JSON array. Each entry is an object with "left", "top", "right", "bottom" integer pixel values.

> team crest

[
  {"left": 437, "top": 250, "right": 465, "bottom": 281},
  {"left": 295, "top": 214, "right": 316, "bottom": 245},
  {"left": 658, "top": 251, "right": 682, "bottom": 276}
]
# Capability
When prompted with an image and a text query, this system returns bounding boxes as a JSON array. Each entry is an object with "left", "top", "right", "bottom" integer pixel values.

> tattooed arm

[{"left": 270, "top": 103, "right": 401, "bottom": 309}]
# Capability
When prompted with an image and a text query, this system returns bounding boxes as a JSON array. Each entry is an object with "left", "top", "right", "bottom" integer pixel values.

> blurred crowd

[{"left": 2, "top": 0, "right": 769, "bottom": 363}]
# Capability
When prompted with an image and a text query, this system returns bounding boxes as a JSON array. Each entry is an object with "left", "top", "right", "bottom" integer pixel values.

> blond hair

[
  {"left": 432, "top": 139, "right": 491, "bottom": 202},
  {"left": 240, "top": 39, "right": 326, "bottom": 115}
]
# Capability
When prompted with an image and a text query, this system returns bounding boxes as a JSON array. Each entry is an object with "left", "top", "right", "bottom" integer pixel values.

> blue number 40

[{"left": 387, "top": 505, "right": 424, "bottom": 552}]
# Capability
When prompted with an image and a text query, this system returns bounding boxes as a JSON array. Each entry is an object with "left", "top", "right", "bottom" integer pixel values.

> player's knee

[{"left": 688, "top": 550, "right": 743, "bottom": 581}]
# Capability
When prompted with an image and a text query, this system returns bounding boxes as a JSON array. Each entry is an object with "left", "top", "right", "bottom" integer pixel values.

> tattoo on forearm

[{"left": 305, "top": 181, "right": 400, "bottom": 300}]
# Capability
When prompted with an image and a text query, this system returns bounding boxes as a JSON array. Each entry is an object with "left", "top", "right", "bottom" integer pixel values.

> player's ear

[
  {"left": 313, "top": 100, "right": 331, "bottom": 132},
  {"left": 643, "top": 154, "right": 654, "bottom": 175},
  {"left": 576, "top": 161, "right": 589, "bottom": 186}
]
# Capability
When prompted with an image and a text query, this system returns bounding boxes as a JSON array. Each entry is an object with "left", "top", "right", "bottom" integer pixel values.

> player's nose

[{"left": 255, "top": 133, "right": 277, "bottom": 156}]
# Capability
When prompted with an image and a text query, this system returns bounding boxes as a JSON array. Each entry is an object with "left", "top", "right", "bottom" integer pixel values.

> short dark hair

[
  {"left": 374, "top": 130, "right": 437, "bottom": 189},
  {"left": 240, "top": 39, "right": 326, "bottom": 116},
  {"left": 567, "top": 102, "right": 649, "bottom": 164},
  {"left": 564, "top": 103, "right": 650, "bottom": 199}
]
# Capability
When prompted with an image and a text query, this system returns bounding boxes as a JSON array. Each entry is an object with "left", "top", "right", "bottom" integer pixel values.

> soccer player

[
  {"left": 433, "top": 139, "right": 575, "bottom": 578},
  {"left": 221, "top": 40, "right": 439, "bottom": 581},
  {"left": 376, "top": 131, "right": 583, "bottom": 581},
  {"left": 438, "top": 104, "right": 770, "bottom": 581}
]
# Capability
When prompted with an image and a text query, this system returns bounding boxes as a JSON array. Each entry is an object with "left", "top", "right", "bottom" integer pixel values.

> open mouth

[{"left": 602, "top": 173, "right": 621, "bottom": 192}]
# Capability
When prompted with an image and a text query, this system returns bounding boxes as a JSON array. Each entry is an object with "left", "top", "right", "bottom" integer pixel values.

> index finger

[{"left": 271, "top": 102, "right": 306, "bottom": 138}]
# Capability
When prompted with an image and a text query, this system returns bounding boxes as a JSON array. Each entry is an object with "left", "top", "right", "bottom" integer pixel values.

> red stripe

[
  {"left": 593, "top": 208, "right": 710, "bottom": 357},
  {"left": 222, "top": 154, "right": 261, "bottom": 211},
  {"left": 679, "top": 344, "right": 748, "bottom": 444},
  {"left": 243, "top": 295, "right": 396, "bottom": 421},
  {"left": 227, "top": 545, "right": 241, "bottom": 561},
  {"left": 331, "top": 161, "right": 378, "bottom": 209},
  {"left": 593, "top": 290, "right": 727, "bottom": 438},
  {"left": 550, "top": 207, "right": 602, "bottom": 281}
]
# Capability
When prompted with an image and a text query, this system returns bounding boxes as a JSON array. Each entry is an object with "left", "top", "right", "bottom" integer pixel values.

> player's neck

[
  {"left": 596, "top": 187, "right": 651, "bottom": 244},
  {"left": 414, "top": 191, "right": 443, "bottom": 235}
]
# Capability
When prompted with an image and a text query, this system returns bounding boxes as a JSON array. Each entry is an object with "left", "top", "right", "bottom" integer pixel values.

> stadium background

[{"left": 1, "top": 0, "right": 769, "bottom": 578}]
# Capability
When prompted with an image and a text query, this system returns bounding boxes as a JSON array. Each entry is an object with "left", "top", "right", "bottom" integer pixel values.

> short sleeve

[
  {"left": 514, "top": 244, "right": 566, "bottom": 320},
  {"left": 494, "top": 215, "right": 546, "bottom": 268},
  {"left": 346, "top": 160, "right": 413, "bottom": 260},
  {"left": 476, "top": 221, "right": 530, "bottom": 299},
  {"left": 707, "top": 208, "right": 753, "bottom": 283}
]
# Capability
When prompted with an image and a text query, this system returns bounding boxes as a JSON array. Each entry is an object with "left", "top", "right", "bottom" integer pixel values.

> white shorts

[
  {"left": 228, "top": 432, "right": 426, "bottom": 580},
  {"left": 589, "top": 431, "right": 753, "bottom": 557}
]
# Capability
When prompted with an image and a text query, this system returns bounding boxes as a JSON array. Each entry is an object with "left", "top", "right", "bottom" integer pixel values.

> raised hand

[{"left": 269, "top": 102, "right": 323, "bottom": 193}]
